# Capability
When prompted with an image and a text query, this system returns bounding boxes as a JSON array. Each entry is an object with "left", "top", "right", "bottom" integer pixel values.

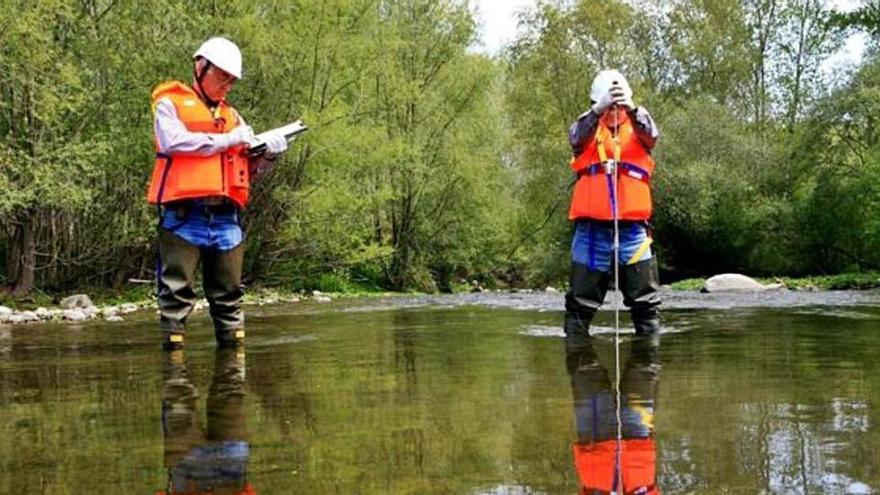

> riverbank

[
  {"left": 0, "top": 286, "right": 397, "bottom": 325},
  {"left": 2, "top": 271, "right": 880, "bottom": 325},
  {"left": 669, "top": 271, "right": 880, "bottom": 291}
]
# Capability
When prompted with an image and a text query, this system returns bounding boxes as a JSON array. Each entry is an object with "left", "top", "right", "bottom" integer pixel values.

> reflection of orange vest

[
  {"left": 569, "top": 113, "right": 655, "bottom": 221},
  {"left": 146, "top": 81, "right": 250, "bottom": 208},
  {"left": 155, "top": 481, "right": 256, "bottom": 495},
  {"left": 573, "top": 438, "right": 659, "bottom": 495}
]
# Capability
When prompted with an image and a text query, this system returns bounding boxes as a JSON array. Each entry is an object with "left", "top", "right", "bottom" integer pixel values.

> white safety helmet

[
  {"left": 193, "top": 37, "right": 242, "bottom": 79},
  {"left": 590, "top": 69, "right": 632, "bottom": 103}
]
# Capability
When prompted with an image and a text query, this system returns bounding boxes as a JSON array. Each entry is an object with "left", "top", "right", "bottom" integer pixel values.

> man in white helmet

[
  {"left": 564, "top": 69, "right": 662, "bottom": 349},
  {"left": 146, "top": 37, "right": 290, "bottom": 350}
]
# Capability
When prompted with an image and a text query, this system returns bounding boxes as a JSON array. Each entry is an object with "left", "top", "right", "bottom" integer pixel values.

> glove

[
  {"left": 264, "top": 130, "right": 288, "bottom": 156},
  {"left": 611, "top": 89, "right": 635, "bottom": 111},
  {"left": 591, "top": 84, "right": 632, "bottom": 114},
  {"left": 225, "top": 124, "right": 255, "bottom": 149}
]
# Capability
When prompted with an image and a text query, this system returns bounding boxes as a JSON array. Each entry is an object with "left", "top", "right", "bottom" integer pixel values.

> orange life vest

[
  {"left": 573, "top": 438, "right": 659, "bottom": 495},
  {"left": 146, "top": 81, "right": 250, "bottom": 208},
  {"left": 569, "top": 112, "right": 655, "bottom": 221}
]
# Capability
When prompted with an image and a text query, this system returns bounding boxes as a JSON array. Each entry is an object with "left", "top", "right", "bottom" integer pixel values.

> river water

[{"left": 1, "top": 289, "right": 879, "bottom": 494}]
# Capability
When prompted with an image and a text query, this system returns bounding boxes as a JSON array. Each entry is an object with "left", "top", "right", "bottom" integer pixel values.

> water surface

[{"left": 1, "top": 291, "right": 879, "bottom": 493}]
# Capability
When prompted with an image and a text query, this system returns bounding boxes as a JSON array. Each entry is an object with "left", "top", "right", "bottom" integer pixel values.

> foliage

[
  {"left": 503, "top": 0, "right": 874, "bottom": 284},
  {"left": 0, "top": 0, "right": 513, "bottom": 294},
  {"left": 0, "top": 0, "right": 878, "bottom": 296}
]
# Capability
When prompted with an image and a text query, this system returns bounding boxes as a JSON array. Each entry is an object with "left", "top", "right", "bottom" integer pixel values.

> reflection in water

[
  {"left": 567, "top": 335, "right": 661, "bottom": 495},
  {"left": 159, "top": 349, "right": 254, "bottom": 495}
]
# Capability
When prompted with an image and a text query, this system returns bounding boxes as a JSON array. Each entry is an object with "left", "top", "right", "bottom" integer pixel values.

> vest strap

[
  {"left": 155, "top": 152, "right": 173, "bottom": 215},
  {"left": 576, "top": 162, "right": 650, "bottom": 181},
  {"left": 576, "top": 163, "right": 604, "bottom": 178},
  {"left": 620, "top": 162, "right": 651, "bottom": 182}
]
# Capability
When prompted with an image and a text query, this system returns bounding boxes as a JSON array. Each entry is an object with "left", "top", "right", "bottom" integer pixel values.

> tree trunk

[{"left": 7, "top": 210, "right": 36, "bottom": 296}]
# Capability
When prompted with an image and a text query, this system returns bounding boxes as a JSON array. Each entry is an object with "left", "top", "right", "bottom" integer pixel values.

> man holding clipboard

[{"left": 146, "top": 36, "right": 305, "bottom": 350}]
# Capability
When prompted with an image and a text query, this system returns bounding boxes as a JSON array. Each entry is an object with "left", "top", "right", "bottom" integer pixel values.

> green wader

[{"left": 157, "top": 227, "right": 245, "bottom": 349}]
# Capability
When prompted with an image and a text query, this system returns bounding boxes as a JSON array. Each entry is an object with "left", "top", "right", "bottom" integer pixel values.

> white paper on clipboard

[{"left": 246, "top": 119, "right": 308, "bottom": 157}]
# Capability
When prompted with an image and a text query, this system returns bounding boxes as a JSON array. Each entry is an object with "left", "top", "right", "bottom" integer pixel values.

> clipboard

[{"left": 246, "top": 119, "right": 309, "bottom": 157}]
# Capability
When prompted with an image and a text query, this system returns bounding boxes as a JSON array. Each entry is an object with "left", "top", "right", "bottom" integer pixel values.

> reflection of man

[
  {"left": 158, "top": 348, "right": 254, "bottom": 495},
  {"left": 566, "top": 334, "right": 660, "bottom": 495}
]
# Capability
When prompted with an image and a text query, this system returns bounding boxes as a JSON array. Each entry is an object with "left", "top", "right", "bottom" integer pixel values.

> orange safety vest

[
  {"left": 573, "top": 438, "right": 659, "bottom": 495},
  {"left": 146, "top": 81, "right": 250, "bottom": 208},
  {"left": 569, "top": 112, "right": 655, "bottom": 221}
]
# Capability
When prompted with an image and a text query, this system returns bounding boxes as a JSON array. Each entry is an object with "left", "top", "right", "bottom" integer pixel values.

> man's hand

[
  {"left": 592, "top": 84, "right": 632, "bottom": 114},
  {"left": 611, "top": 87, "right": 634, "bottom": 111},
  {"left": 226, "top": 124, "right": 255, "bottom": 148},
  {"left": 264, "top": 130, "right": 288, "bottom": 156}
]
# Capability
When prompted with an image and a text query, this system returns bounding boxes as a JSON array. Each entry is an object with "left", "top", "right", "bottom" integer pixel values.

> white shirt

[{"left": 153, "top": 97, "right": 239, "bottom": 156}]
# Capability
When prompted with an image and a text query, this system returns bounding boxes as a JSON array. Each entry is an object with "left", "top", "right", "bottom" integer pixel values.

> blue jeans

[
  {"left": 571, "top": 220, "right": 652, "bottom": 272},
  {"left": 160, "top": 203, "right": 243, "bottom": 250}
]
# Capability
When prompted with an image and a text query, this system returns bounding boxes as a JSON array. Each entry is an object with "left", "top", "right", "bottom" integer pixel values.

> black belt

[{"left": 162, "top": 199, "right": 237, "bottom": 217}]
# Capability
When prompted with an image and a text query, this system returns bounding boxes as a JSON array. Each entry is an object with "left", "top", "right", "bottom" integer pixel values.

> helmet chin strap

[{"left": 193, "top": 59, "right": 220, "bottom": 109}]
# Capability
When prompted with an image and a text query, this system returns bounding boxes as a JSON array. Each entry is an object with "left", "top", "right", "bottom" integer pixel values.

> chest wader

[
  {"left": 157, "top": 208, "right": 245, "bottom": 350},
  {"left": 564, "top": 114, "right": 661, "bottom": 348},
  {"left": 564, "top": 256, "right": 661, "bottom": 346}
]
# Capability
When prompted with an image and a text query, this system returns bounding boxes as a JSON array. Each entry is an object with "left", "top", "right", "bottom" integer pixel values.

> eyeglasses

[{"left": 209, "top": 66, "right": 236, "bottom": 86}]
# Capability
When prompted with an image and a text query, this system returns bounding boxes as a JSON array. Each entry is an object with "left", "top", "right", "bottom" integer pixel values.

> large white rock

[
  {"left": 702, "top": 273, "right": 779, "bottom": 293},
  {"left": 61, "top": 294, "right": 94, "bottom": 309},
  {"left": 0, "top": 306, "right": 12, "bottom": 317}
]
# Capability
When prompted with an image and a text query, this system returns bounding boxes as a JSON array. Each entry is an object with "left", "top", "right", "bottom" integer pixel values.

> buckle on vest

[{"left": 603, "top": 159, "right": 615, "bottom": 175}]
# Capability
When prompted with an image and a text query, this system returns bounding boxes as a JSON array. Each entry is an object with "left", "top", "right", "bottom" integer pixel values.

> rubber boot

[
  {"left": 161, "top": 349, "right": 202, "bottom": 467},
  {"left": 157, "top": 228, "right": 201, "bottom": 349},
  {"left": 622, "top": 334, "right": 661, "bottom": 401},
  {"left": 564, "top": 262, "right": 611, "bottom": 350},
  {"left": 565, "top": 337, "right": 612, "bottom": 445},
  {"left": 621, "top": 257, "right": 662, "bottom": 336},
  {"left": 215, "top": 328, "right": 246, "bottom": 348},
  {"left": 202, "top": 243, "right": 245, "bottom": 348},
  {"left": 620, "top": 334, "right": 661, "bottom": 438},
  {"left": 162, "top": 332, "right": 186, "bottom": 351},
  {"left": 207, "top": 348, "right": 247, "bottom": 442}
]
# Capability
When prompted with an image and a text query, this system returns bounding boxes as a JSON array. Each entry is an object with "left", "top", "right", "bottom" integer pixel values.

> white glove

[
  {"left": 591, "top": 84, "right": 631, "bottom": 114},
  {"left": 612, "top": 89, "right": 635, "bottom": 111},
  {"left": 264, "top": 130, "right": 289, "bottom": 156},
  {"left": 225, "top": 124, "right": 255, "bottom": 149}
]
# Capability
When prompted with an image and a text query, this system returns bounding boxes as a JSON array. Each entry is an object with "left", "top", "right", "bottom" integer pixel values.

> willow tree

[{"left": 0, "top": 1, "right": 96, "bottom": 294}]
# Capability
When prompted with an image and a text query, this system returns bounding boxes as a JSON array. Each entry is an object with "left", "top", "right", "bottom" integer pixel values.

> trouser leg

[
  {"left": 564, "top": 261, "right": 611, "bottom": 350},
  {"left": 202, "top": 243, "right": 245, "bottom": 347},
  {"left": 158, "top": 228, "right": 201, "bottom": 347},
  {"left": 621, "top": 257, "right": 662, "bottom": 335}
]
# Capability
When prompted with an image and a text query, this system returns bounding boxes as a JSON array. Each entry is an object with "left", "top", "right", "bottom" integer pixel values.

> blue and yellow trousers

[{"left": 565, "top": 220, "right": 661, "bottom": 341}]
